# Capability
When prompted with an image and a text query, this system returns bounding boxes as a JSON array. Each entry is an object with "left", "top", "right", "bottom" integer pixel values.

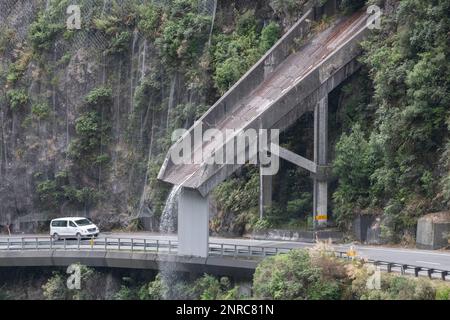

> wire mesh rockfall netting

[{"left": 0, "top": 0, "right": 217, "bottom": 55}]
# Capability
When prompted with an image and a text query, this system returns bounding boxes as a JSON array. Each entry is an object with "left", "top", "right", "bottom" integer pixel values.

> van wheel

[
  {"left": 52, "top": 233, "right": 59, "bottom": 241},
  {"left": 76, "top": 233, "right": 82, "bottom": 241}
]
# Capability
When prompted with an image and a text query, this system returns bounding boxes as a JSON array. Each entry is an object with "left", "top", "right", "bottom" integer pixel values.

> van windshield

[{"left": 75, "top": 219, "right": 92, "bottom": 226}]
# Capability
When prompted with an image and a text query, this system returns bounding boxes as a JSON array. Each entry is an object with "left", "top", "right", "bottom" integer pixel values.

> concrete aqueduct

[{"left": 158, "top": 0, "right": 372, "bottom": 257}]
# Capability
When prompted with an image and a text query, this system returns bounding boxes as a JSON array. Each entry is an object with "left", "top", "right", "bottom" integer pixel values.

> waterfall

[
  {"left": 157, "top": 184, "right": 182, "bottom": 299},
  {"left": 101, "top": 0, "right": 108, "bottom": 17},
  {"left": 139, "top": 40, "right": 147, "bottom": 82},
  {"left": 130, "top": 29, "right": 139, "bottom": 113},
  {"left": 207, "top": 0, "right": 218, "bottom": 46},
  {"left": 166, "top": 75, "right": 177, "bottom": 130},
  {"left": 160, "top": 185, "right": 182, "bottom": 234}
]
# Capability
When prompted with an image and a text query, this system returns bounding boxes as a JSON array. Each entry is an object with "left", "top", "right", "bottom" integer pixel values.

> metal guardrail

[
  {"left": 0, "top": 237, "right": 448, "bottom": 280},
  {"left": 0, "top": 237, "right": 292, "bottom": 258},
  {"left": 334, "top": 250, "right": 449, "bottom": 281},
  {"left": 0, "top": 237, "right": 177, "bottom": 254}
]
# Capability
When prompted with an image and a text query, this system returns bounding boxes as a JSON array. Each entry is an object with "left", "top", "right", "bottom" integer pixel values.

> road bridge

[{"left": 0, "top": 234, "right": 449, "bottom": 281}]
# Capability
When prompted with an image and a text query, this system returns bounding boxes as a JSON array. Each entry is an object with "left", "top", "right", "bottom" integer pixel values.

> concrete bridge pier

[
  {"left": 259, "top": 167, "right": 273, "bottom": 219},
  {"left": 178, "top": 188, "right": 209, "bottom": 257},
  {"left": 313, "top": 95, "right": 329, "bottom": 228}
]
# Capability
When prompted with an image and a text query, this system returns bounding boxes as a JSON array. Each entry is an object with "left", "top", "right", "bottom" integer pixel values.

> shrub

[
  {"left": 137, "top": 4, "right": 162, "bottom": 38},
  {"left": 42, "top": 272, "right": 67, "bottom": 300},
  {"left": 114, "top": 286, "right": 138, "bottom": 300},
  {"left": 6, "top": 52, "right": 32, "bottom": 85},
  {"left": 0, "top": 27, "right": 14, "bottom": 54},
  {"left": 29, "top": 14, "right": 63, "bottom": 51},
  {"left": 436, "top": 285, "right": 450, "bottom": 300},
  {"left": 253, "top": 249, "right": 343, "bottom": 300},
  {"left": 85, "top": 87, "right": 113, "bottom": 107},
  {"left": 158, "top": 9, "right": 210, "bottom": 67},
  {"left": 6, "top": 89, "right": 29, "bottom": 111},
  {"left": 259, "top": 22, "right": 281, "bottom": 53},
  {"left": 191, "top": 274, "right": 222, "bottom": 300},
  {"left": 213, "top": 167, "right": 259, "bottom": 214},
  {"left": 74, "top": 111, "right": 101, "bottom": 151},
  {"left": 36, "top": 179, "right": 61, "bottom": 209},
  {"left": 31, "top": 103, "right": 51, "bottom": 120},
  {"left": 139, "top": 273, "right": 167, "bottom": 300},
  {"left": 107, "top": 31, "right": 132, "bottom": 55},
  {"left": 332, "top": 124, "right": 381, "bottom": 228},
  {"left": 212, "top": 25, "right": 260, "bottom": 94}
]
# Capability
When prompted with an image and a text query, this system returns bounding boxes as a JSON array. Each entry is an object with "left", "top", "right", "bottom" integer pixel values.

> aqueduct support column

[
  {"left": 313, "top": 95, "right": 329, "bottom": 228},
  {"left": 178, "top": 188, "right": 209, "bottom": 257},
  {"left": 259, "top": 167, "right": 273, "bottom": 219}
]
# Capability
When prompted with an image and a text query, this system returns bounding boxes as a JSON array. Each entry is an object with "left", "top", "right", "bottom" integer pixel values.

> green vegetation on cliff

[{"left": 332, "top": 0, "right": 450, "bottom": 241}]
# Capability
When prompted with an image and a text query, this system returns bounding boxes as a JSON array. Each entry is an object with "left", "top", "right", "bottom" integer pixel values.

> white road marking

[{"left": 416, "top": 261, "right": 441, "bottom": 266}]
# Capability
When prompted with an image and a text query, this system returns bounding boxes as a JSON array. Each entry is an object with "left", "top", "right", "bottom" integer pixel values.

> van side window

[
  {"left": 51, "top": 220, "right": 67, "bottom": 227},
  {"left": 69, "top": 221, "right": 77, "bottom": 228}
]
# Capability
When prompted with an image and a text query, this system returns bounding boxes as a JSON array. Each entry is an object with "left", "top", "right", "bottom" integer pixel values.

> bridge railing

[
  {"left": 0, "top": 237, "right": 448, "bottom": 281},
  {"left": 208, "top": 242, "right": 291, "bottom": 258},
  {"left": 0, "top": 237, "right": 178, "bottom": 254},
  {"left": 0, "top": 237, "right": 294, "bottom": 257}
]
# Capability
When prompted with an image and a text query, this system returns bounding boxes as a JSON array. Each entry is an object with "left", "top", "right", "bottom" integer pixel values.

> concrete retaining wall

[
  {"left": 247, "top": 229, "right": 343, "bottom": 243},
  {"left": 416, "top": 212, "right": 450, "bottom": 250}
]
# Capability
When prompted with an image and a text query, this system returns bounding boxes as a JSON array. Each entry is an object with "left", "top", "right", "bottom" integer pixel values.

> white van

[{"left": 50, "top": 217, "right": 99, "bottom": 240}]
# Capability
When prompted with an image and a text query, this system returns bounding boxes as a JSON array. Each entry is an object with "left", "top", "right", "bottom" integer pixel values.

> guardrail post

[
  {"left": 77, "top": 238, "right": 80, "bottom": 250},
  {"left": 234, "top": 245, "right": 237, "bottom": 258},
  {"left": 415, "top": 267, "right": 421, "bottom": 277},
  {"left": 262, "top": 247, "right": 266, "bottom": 257},
  {"left": 401, "top": 265, "right": 406, "bottom": 275},
  {"left": 275, "top": 247, "right": 279, "bottom": 255},
  {"left": 428, "top": 269, "right": 434, "bottom": 279},
  {"left": 118, "top": 238, "right": 121, "bottom": 250},
  {"left": 7, "top": 238, "right": 10, "bottom": 250},
  {"left": 104, "top": 237, "right": 107, "bottom": 251},
  {"left": 50, "top": 237, "right": 53, "bottom": 250},
  {"left": 64, "top": 238, "right": 66, "bottom": 250},
  {"left": 169, "top": 240, "right": 172, "bottom": 254},
  {"left": 131, "top": 239, "right": 134, "bottom": 252},
  {"left": 387, "top": 263, "right": 392, "bottom": 273},
  {"left": 248, "top": 245, "right": 251, "bottom": 256},
  {"left": 441, "top": 271, "right": 447, "bottom": 281},
  {"left": 144, "top": 239, "right": 146, "bottom": 252},
  {"left": 156, "top": 240, "right": 159, "bottom": 253},
  {"left": 36, "top": 237, "right": 39, "bottom": 250},
  {"left": 22, "top": 238, "right": 24, "bottom": 250},
  {"left": 220, "top": 244, "right": 224, "bottom": 257}
]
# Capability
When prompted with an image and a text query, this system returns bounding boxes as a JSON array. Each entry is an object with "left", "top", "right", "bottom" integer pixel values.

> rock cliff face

[{"left": 0, "top": 0, "right": 302, "bottom": 232}]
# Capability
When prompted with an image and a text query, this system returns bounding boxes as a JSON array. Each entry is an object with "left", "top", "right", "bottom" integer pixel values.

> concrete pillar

[
  {"left": 313, "top": 95, "right": 328, "bottom": 228},
  {"left": 259, "top": 168, "right": 272, "bottom": 219},
  {"left": 178, "top": 188, "right": 209, "bottom": 257}
]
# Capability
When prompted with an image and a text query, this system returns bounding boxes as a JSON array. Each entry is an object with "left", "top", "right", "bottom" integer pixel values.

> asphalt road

[{"left": 1, "top": 232, "right": 450, "bottom": 272}]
